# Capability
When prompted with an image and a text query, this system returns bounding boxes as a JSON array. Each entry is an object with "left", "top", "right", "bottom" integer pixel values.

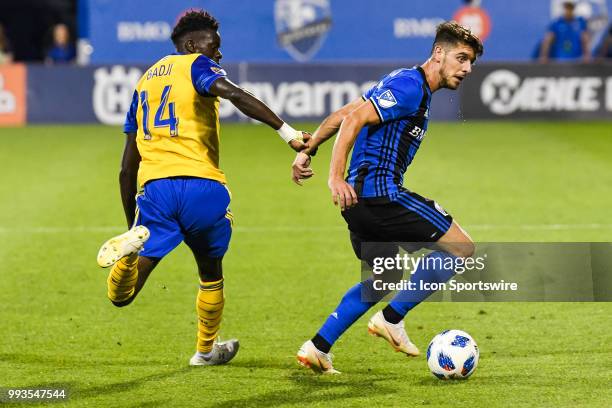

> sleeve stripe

[{"left": 369, "top": 97, "right": 384, "bottom": 123}]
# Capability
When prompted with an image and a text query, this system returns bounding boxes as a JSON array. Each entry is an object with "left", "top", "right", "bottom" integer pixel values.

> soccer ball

[{"left": 426, "top": 329, "right": 479, "bottom": 380}]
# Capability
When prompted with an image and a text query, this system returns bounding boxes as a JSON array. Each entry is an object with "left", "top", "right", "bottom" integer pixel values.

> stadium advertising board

[
  {"left": 0, "top": 64, "right": 26, "bottom": 126},
  {"left": 26, "top": 65, "right": 98, "bottom": 124},
  {"left": 21, "top": 63, "right": 612, "bottom": 125},
  {"left": 25, "top": 63, "right": 460, "bottom": 125},
  {"left": 83, "top": 0, "right": 612, "bottom": 63},
  {"left": 460, "top": 64, "right": 612, "bottom": 120}
]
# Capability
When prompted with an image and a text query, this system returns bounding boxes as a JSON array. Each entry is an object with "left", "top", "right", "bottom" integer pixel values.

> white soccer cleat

[
  {"left": 297, "top": 340, "right": 340, "bottom": 374},
  {"left": 368, "top": 311, "right": 420, "bottom": 356},
  {"left": 189, "top": 338, "right": 240, "bottom": 366},
  {"left": 96, "top": 225, "right": 150, "bottom": 268}
]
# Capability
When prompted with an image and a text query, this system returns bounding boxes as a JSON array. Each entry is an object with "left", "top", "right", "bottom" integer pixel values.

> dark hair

[
  {"left": 563, "top": 1, "right": 576, "bottom": 9},
  {"left": 433, "top": 21, "right": 484, "bottom": 58},
  {"left": 171, "top": 10, "right": 219, "bottom": 46}
]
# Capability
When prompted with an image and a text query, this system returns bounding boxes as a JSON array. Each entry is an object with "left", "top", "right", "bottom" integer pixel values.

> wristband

[{"left": 277, "top": 123, "right": 302, "bottom": 144}]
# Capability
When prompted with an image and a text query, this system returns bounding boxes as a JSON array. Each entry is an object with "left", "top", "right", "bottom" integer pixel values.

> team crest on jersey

[
  {"left": 377, "top": 90, "right": 397, "bottom": 109},
  {"left": 210, "top": 66, "right": 226, "bottom": 75},
  {"left": 274, "top": 0, "right": 332, "bottom": 62}
]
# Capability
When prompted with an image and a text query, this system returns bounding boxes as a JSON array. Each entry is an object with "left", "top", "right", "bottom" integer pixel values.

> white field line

[{"left": 0, "top": 224, "right": 611, "bottom": 234}]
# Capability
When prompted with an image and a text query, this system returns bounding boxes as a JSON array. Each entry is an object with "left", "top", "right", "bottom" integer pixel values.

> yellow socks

[
  {"left": 107, "top": 254, "right": 138, "bottom": 303},
  {"left": 196, "top": 279, "right": 224, "bottom": 353}
]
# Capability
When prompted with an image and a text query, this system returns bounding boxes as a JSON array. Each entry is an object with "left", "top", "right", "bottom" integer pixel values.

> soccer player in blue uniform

[
  {"left": 539, "top": 1, "right": 590, "bottom": 62},
  {"left": 96, "top": 10, "right": 309, "bottom": 366},
  {"left": 292, "top": 22, "right": 483, "bottom": 373}
]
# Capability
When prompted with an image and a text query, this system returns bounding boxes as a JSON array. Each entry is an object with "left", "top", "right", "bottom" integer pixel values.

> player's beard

[
  {"left": 438, "top": 56, "right": 457, "bottom": 90},
  {"left": 439, "top": 70, "right": 459, "bottom": 90},
  {"left": 438, "top": 69, "right": 452, "bottom": 90}
]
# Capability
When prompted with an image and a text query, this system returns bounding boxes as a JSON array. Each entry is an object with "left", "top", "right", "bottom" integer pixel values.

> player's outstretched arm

[
  {"left": 119, "top": 132, "right": 141, "bottom": 228},
  {"left": 305, "top": 97, "right": 366, "bottom": 156},
  {"left": 292, "top": 97, "right": 366, "bottom": 185},
  {"left": 209, "top": 78, "right": 309, "bottom": 152},
  {"left": 328, "top": 100, "right": 380, "bottom": 210}
]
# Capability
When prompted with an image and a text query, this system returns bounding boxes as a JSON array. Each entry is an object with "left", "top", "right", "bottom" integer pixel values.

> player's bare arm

[
  {"left": 307, "top": 97, "right": 366, "bottom": 155},
  {"left": 119, "top": 132, "right": 141, "bottom": 228},
  {"left": 328, "top": 99, "right": 380, "bottom": 210},
  {"left": 209, "top": 77, "right": 309, "bottom": 152},
  {"left": 292, "top": 97, "right": 366, "bottom": 184},
  {"left": 177, "top": 26, "right": 309, "bottom": 153}
]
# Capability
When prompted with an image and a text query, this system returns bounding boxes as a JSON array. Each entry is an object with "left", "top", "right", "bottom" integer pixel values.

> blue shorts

[{"left": 135, "top": 177, "right": 233, "bottom": 259}]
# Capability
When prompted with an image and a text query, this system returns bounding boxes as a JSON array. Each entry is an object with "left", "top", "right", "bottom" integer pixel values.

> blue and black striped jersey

[{"left": 347, "top": 67, "right": 432, "bottom": 198}]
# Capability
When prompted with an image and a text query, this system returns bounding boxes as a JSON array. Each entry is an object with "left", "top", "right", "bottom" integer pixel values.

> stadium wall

[
  {"left": 0, "top": 63, "right": 611, "bottom": 127},
  {"left": 82, "top": 0, "right": 612, "bottom": 63}
]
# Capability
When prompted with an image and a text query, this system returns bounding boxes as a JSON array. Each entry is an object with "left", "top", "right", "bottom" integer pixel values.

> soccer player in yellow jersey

[{"left": 96, "top": 10, "right": 309, "bottom": 366}]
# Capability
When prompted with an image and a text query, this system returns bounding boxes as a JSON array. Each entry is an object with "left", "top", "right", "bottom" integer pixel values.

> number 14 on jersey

[{"left": 139, "top": 85, "right": 179, "bottom": 139}]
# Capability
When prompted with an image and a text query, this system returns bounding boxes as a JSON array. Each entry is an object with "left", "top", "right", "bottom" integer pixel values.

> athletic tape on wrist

[{"left": 277, "top": 123, "right": 302, "bottom": 143}]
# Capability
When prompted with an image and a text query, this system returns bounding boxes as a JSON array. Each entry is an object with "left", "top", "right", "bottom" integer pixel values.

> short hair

[
  {"left": 432, "top": 21, "right": 484, "bottom": 58},
  {"left": 171, "top": 10, "right": 219, "bottom": 47},
  {"left": 563, "top": 1, "right": 576, "bottom": 9}
]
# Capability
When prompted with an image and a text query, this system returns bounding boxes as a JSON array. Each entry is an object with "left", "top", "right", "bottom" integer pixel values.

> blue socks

[
  {"left": 315, "top": 251, "right": 458, "bottom": 350},
  {"left": 316, "top": 281, "right": 377, "bottom": 348},
  {"left": 385, "top": 251, "right": 456, "bottom": 320}
]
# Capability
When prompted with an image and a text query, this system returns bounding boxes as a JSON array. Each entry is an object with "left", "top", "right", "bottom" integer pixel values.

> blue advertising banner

[
  {"left": 25, "top": 63, "right": 461, "bottom": 125},
  {"left": 23, "top": 62, "right": 612, "bottom": 125},
  {"left": 27, "top": 65, "right": 98, "bottom": 124},
  {"left": 84, "top": 0, "right": 611, "bottom": 64}
]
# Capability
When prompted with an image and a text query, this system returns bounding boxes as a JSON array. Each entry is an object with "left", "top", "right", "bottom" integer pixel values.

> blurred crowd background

[
  {"left": 0, "top": 0, "right": 611, "bottom": 65},
  {"left": 0, "top": 0, "right": 75, "bottom": 64}
]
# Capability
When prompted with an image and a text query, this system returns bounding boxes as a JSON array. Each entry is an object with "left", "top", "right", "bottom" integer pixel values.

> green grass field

[{"left": 0, "top": 122, "right": 611, "bottom": 407}]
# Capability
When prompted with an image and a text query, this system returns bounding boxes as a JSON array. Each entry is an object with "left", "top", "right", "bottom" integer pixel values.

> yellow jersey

[{"left": 124, "top": 53, "right": 228, "bottom": 187}]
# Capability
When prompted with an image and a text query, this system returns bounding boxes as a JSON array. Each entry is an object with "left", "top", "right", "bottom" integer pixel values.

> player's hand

[
  {"left": 328, "top": 176, "right": 358, "bottom": 210},
  {"left": 288, "top": 131, "right": 312, "bottom": 152},
  {"left": 300, "top": 131, "right": 312, "bottom": 144},
  {"left": 292, "top": 152, "right": 313, "bottom": 186}
]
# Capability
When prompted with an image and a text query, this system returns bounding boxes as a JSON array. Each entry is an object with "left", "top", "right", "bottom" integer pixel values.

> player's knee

[
  {"left": 455, "top": 240, "right": 475, "bottom": 258},
  {"left": 193, "top": 253, "right": 223, "bottom": 282},
  {"left": 442, "top": 238, "right": 475, "bottom": 258}
]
